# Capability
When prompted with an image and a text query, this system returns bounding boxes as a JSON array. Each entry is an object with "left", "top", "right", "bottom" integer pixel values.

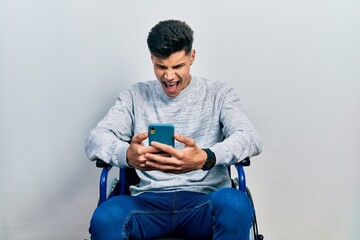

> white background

[{"left": 1, "top": 0, "right": 359, "bottom": 239}]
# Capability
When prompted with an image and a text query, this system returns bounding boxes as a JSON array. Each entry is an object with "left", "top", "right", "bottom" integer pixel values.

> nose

[{"left": 164, "top": 69, "right": 175, "bottom": 81}]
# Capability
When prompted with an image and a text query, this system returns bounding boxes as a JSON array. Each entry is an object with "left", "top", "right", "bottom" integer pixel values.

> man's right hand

[{"left": 126, "top": 132, "right": 159, "bottom": 170}]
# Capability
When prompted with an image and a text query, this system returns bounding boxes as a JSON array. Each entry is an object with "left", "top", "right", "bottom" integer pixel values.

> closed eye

[
  {"left": 155, "top": 64, "right": 167, "bottom": 70},
  {"left": 173, "top": 63, "right": 185, "bottom": 69}
]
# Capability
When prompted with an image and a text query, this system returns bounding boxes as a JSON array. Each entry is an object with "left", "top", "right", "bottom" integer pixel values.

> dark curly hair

[{"left": 147, "top": 20, "right": 194, "bottom": 58}]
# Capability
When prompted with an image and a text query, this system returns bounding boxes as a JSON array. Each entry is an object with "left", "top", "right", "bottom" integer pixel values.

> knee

[
  {"left": 90, "top": 206, "right": 110, "bottom": 229},
  {"left": 90, "top": 204, "right": 113, "bottom": 234},
  {"left": 211, "top": 188, "right": 254, "bottom": 221},
  {"left": 90, "top": 197, "right": 130, "bottom": 236}
]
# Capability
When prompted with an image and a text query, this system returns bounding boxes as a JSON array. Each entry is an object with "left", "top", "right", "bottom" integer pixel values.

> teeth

[{"left": 165, "top": 81, "right": 177, "bottom": 86}]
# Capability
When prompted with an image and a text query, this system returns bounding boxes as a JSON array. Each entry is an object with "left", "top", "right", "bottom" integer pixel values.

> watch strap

[{"left": 201, "top": 148, "right": 216, "bottom": 170}]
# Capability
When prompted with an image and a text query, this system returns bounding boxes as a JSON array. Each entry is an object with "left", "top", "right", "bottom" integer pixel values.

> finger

[
  {"left": 145, "top": 158, "right": 186, "bottom": 174},
  {"left": 145, "top": 145, "right": 163, "bottom": 154},
  {"left": 150, "top": 140, "right": 186, "bottom": 160},
  {"left": 135, "top": 145, "right": 161, "bottom": 156},
  {"left": 155, "top": 152, "right": 172, "bottom": 158},
  {"left": 131, "top": 132, "right": 148, "bottom": 144},
  {"left": 150, "top": 141, "right": 177, "bottom": 155},
  {"left": 137, "top": 163, "right": 157, "bottom": 171},
  {"left": 174, "top": 133, "right": 195, "bottom": 146},
  {"left": 145, "top": 154, "right": 180, "bottom": 168}
]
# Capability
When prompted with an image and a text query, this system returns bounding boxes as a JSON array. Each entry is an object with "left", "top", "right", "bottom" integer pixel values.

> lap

[{"left": 90, "top": 188, "right": 252, "bottom": 239}]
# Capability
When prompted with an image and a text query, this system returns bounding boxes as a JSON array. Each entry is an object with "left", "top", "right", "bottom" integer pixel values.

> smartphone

[{"left": 148, "top": 123, "right": 175, "bottom": 147}]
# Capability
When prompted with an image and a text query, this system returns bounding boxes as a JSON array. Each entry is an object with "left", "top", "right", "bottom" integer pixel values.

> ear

[{"left": 190, "top": 49, "right": 196, "bottom": 64}]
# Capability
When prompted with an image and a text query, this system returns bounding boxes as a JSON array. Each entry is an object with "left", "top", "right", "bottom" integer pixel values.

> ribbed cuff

[{"left": 113, "top": 143, "right": 130, "bottom": 168}]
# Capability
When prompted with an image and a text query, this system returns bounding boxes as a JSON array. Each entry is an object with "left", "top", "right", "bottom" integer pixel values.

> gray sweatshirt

[{"left": 85, "top": 75, "right": 262, "bottom": 195}]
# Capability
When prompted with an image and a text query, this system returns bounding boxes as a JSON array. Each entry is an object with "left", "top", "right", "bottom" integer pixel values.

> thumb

[
  {"left": 174, "top": 133, "right": 195, "bottom": 146},
  {"left": 132, "top": 132, "right": 148, "bottom": 144}
]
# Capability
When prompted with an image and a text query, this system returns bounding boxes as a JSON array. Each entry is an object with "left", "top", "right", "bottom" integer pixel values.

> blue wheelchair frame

[{"left": 96, "top": 157, "right": 263, "bottom": 240}]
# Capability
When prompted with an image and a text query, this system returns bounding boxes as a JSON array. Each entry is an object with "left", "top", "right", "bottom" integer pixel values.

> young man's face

[{"left": 151, "top": 49, "right": 195, "bottom": 98}]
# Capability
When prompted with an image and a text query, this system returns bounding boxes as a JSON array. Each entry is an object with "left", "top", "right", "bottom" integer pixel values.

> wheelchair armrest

[
  {"left": 96, "top": 160, "right": 113, "bottom": 205},
  {"left": 239, "top": 157, "right": 251, "bottom": 167},
  {"left": 96, "top": 159, "right": 137, "bottom": 204},
  {"left": 236, "top": 157, "right": 251, "bottom": 192},
  {"left": 96, "top": 159, "right": 110, "bottom": 168}
]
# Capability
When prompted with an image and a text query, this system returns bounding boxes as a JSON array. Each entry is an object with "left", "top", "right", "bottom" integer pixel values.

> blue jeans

[{"left": 90, "top": 188, "right": 254, "bottom": 240}]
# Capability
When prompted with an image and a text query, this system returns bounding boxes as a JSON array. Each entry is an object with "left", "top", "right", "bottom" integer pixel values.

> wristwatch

[{"left": 201, "top": 148, "right": 216, "bottom": 171}]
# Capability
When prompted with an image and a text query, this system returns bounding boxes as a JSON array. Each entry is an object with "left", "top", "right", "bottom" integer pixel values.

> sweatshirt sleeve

[
  {"left": 85, "top": 89, "right": 134, "bottom": 168},
  {"left": 210, "top": 86, "right": 262, "bottom": 166}
]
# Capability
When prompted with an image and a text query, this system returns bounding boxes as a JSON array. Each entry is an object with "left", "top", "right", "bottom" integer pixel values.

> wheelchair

[{"left": 95, "top": 157, "right": 264, "bottom": 240}]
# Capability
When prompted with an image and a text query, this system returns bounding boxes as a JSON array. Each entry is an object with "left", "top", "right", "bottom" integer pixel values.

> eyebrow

[{"left": 155, "top": 62, "right": 186, "bottom": 69}]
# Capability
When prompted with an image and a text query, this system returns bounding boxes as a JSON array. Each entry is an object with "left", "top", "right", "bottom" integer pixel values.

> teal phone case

[{"left": 148, "top": 123, "right": 175, "bottom": 147}]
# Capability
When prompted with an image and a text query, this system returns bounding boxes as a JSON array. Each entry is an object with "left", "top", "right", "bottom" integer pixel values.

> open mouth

[{"left": 163, "top": 81, "right": 180, "bottom": 93}]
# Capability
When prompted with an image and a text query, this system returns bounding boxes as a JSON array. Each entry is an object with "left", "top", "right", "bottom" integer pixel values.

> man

[{"left": 86, "top": 19, "right": 262, "bottom": 240}]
